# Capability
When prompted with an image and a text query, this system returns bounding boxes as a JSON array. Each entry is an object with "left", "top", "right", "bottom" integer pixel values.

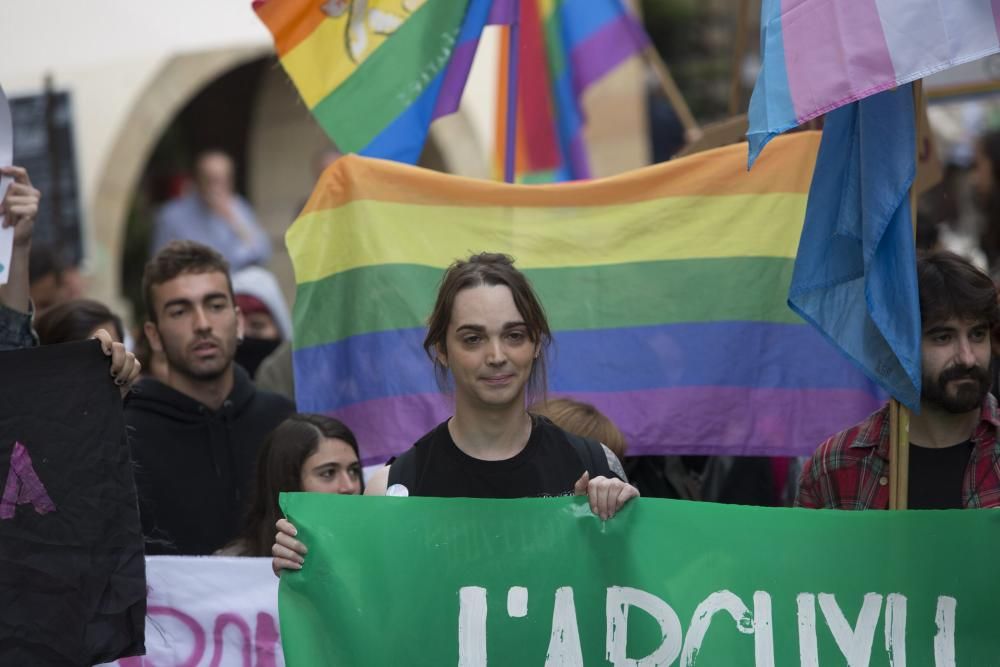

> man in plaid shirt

[{"left": 797, "top": 252, "right": 1000, "bottom": 509}]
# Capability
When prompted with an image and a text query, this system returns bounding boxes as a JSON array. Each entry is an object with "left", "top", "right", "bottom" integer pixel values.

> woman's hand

[
  {"left": 1, "top": 166, "right": 40, "bottom": 247},
  {"left": 93, "top": 329, "right": 141, "bottom": 398},
  {"left": 574, "top": 472, "right": 640, "bottom": 520},
  {"left": 272, "top": 517, "right": 308, "bottom": 577}
]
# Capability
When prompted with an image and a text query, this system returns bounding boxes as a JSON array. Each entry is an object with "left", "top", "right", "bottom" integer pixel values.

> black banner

[{"left": 0, "top": 340, "right": 145, "bottom": 665}]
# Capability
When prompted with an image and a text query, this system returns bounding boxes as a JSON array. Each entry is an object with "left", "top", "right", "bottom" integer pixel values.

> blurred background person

[
  {"left": 132, "top": 326, "right": 169, "bottom": 383},
  {"left": 624, "top": 452, "right": 783, "bottom": 506},
  {"left": 221, "top": 414, "right": 362, "bottom": 557},
  {"left": 35, "top": 299, "right": 125, "bottom": 345},
  {"left": 529, "top": 397, "right": 627, "bottom": 462},
  {"left": 232, "top": 265, "right": 292, "bottom": 378},
  {"left": 27, "top": 244, "right": 71, "bottom": 313},
  {"left": 974, "top": 128, "right": 1000, "bottom": 276},
  {"left": 152, "top": 149, "right": 271, "bottom": 271},
  {"left": 255, "top": 339, "right": 295, "bottom": 402}
]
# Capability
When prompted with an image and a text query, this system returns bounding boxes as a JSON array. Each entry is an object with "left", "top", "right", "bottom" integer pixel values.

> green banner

[{"left": 278, "top": 495, "right": 998, "bottom": 666}]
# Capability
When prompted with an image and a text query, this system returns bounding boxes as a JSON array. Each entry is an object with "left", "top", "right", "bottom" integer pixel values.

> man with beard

[
  {"left": 127, "top": 241, "right": 294, "bottom": 554},
  {"left": 796, "top": 251, "right": 1000, "bottom": 509}
]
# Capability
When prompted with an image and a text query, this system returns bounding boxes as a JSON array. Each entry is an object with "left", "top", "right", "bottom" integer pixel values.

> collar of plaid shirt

[{"left": 852, "top": 394, "right": 1000, "bottom": 460}]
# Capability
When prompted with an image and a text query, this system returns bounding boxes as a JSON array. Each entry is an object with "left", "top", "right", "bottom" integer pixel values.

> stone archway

[{"left": 93, "top": 44, "right": 493, "bottom": 316}]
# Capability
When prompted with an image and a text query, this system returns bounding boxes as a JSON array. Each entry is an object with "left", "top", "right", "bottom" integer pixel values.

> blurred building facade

[{"left": 2, "top": 0, "right": 648, "bottom": 321}]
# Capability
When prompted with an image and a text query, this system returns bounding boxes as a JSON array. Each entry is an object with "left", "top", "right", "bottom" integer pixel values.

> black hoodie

[{"left": 124, "top": 365, "right": 294, "bottom": 555}]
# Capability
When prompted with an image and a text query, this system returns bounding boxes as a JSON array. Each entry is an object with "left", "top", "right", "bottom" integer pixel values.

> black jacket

[{"left": 125, "top": 366, "right": 294, "bottom": 555}]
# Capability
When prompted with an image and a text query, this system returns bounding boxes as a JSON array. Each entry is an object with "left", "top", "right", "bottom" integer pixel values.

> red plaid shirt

[{"left": 796, "top": 396, "right": 1000, "bottom": 509}]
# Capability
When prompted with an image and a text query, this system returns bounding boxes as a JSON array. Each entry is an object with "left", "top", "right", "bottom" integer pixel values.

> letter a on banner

[
  {"left": 606, "top": 586, "right": 683, "bottom": 666},
  {"left": 0, "top": 442, "right": 56, "bottom": 519}
]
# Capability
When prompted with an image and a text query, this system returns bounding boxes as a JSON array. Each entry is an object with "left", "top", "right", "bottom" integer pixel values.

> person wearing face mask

[
  {"left": 219, "top": 414, "right": 363, "bottom": 557},
  {"left": 797, "top": 251, "right": 1000, "bottom": 510},
  {"left": 232, "top": 266, "right": 293, "bottom": 378}
]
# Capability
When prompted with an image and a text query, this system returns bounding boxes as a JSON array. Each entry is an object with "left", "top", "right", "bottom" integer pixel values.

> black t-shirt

[
  {"left": 388, "top": 416, "right": 613, "bottom": 498},
  {"left": 907, "top": 440, "right": 974, "bottom": 509}
]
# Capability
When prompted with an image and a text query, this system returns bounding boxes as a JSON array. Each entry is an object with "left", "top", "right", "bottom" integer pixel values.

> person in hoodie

[
  {"left": 231, "top": 265, "right": 292, "bottom": 378},
  {"left": 127, "top": 240, "right": 295, "bottom": 555}
]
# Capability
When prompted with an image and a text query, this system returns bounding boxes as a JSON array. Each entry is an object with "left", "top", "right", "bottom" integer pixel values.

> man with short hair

[
  {"left": 152, "top": 150, "right": 271, "bottom": 270},
  {"left": 797, "top": 251, "right": 1000, "bottom": 509},
  {"left": 127, "top": 240, "right": 294, "bottom": 554}
]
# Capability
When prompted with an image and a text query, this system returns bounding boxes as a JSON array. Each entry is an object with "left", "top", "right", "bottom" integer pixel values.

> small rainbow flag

[
  {"left": 254, "top": 0, "right": 508, "bottom": 162},
  {"left": 493, "top": 0, "right": 649, "bottom": 182},
  {"left": 288, "top": 132, "right": 883, "bottom": 465},
  {"left": 748, "top": 0, "right": 1000, "bottom": 165}
]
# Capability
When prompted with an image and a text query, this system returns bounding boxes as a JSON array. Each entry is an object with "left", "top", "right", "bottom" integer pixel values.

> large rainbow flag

[
  {"left": 747, "top": 0, "right": 1000, "bottom": 166},
  {"left": 493, "top": 0, "right": 649, "bottom": 182},
  {"left": 287, "top": 132, "right": 884, "bottom": 465},
  {"left": 254, "top": 0, "right": 507, "bottom": 162}
]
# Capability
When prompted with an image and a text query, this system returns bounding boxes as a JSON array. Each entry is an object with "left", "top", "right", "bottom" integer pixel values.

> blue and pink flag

[
  {"left": 747, "top": 0, "right": 1000, "bottom": 166},
  {"left": 789, "top": 85, "right": 922, "bottom": 410}
]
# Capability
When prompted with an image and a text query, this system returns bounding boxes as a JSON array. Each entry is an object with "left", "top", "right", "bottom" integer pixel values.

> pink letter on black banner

[{"left": 0, "top": 442, "right": 56, "bottom": 519}]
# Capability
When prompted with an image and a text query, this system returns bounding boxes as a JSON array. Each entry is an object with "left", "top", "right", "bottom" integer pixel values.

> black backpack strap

[
  {"left": 386, "top": 448, "right": 418, "bottom": 491},
  {"left": 562, "top": 429, "right": 618, "bottom": 480}
]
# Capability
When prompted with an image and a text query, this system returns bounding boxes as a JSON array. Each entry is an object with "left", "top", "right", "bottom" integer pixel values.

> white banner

[{"left": 103, "top": 556, "right": 283, "bottom": 667}]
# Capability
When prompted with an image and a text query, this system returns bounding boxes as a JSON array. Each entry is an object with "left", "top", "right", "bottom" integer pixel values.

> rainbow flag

[
  {"left": 493, "top": 0, "right": 649, "bottom": 182},
  {"left": 254, "top": 0, "right": 509, "bottom": 162},
  {"left": 747, "top": 0, "right": 1000, "bottom": 166},
  {"left": 287, "top": 132, "right": 884, "bottom": 465}
]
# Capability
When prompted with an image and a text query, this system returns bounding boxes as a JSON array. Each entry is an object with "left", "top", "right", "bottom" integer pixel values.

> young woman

[
  {"left": 35, "top": 299, "right": 126, "bottom": 345},
  {"left": 272, "top": 253, "right": 638, "bottom": 573},
  {"left": 224, "top": 413, "right": 362, "bottom": 557}
]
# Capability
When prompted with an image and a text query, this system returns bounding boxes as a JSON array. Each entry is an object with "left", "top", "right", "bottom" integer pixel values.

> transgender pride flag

[{"left": 747, "top": 0, "right": 1000, "bottom": 166}]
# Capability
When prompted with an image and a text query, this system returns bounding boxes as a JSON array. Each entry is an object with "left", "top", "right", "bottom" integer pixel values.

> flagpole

[
  {"left": 888, "top": 399, "right": 909, "bottom": 509},
  {"left": 889, "top": 80, "right": 922, "bottom": 510},
  {"left": 727, "top": 0, "right": 752, "bottom": 116},
  {"left": 503, "top": 0, "right": 521, "bottom": 184}
]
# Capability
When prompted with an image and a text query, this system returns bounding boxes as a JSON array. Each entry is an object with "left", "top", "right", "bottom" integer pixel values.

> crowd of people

[{"left": 3, "top": 135, "right": 1000, "bottom": 578}]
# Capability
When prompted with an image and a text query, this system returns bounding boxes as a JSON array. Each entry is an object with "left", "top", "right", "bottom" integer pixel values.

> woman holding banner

[
  {"left": 272, "top": 253, "right": 638, "bottom": 574},
  {"left": 223, "top": 413, "right": 363, "bottom": 557}
]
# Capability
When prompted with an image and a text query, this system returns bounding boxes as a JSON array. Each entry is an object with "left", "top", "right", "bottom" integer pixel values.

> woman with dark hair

[
  {"left": 35, "top": 299, "right": 125, "bottom": 345},
  {"left": 272, "top": 253, "right": 638, "bottom": 573},
  {"left": 222, "top": 413, "right": 362, "bottom": 557}
]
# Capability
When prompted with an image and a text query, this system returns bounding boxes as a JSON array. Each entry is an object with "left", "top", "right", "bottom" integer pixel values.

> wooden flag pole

[
  {"left": 727, "top": 0, "right": 752, "bottom": 116},
  {"left": 888, "top": 80, "right": 923, "bottom": 510},
  {"left": 888, "top": 399, "right": 910, "bottom": 509},
  {"left": 503, "top": 0, "right": 521, "bottom": 184}
]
